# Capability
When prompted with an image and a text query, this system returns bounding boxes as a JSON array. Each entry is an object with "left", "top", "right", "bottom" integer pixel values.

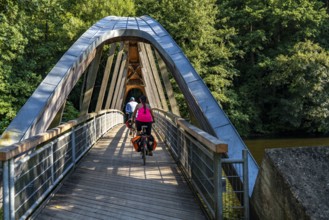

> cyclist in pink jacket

[{"left": 132, "top": 95, "right": 155, "bottom": 136}]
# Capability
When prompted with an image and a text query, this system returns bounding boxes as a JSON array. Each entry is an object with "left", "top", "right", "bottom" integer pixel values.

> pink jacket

[{"left": 136, "top": 107, "right": 153, "bottom": 122}]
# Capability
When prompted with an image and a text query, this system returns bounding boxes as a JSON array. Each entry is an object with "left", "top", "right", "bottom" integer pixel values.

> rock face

[{"left": 251, "top": 146, "right": 329, "bottom": 220}]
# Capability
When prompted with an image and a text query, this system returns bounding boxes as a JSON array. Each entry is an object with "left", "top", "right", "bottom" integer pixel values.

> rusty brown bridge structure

[{"left": 0, "top": 16, "right": 256, "bottom": 220}]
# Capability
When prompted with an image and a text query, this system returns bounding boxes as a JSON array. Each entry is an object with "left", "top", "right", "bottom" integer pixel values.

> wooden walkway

[{"left": 33, "top": 125, "right": 207, "bottom": 220}]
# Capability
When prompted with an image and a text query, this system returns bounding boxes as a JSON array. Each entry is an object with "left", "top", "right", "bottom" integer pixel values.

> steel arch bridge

[{"left": 0, "top": 16, "right": 258, "bottom": 195}]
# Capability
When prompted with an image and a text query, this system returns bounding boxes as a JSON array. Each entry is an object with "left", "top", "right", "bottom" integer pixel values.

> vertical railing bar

[
  {"left": 93, "top": 117, "right": 96, "bottom": 144},
  {"left": 177, "top": 127, "right": 181, "bottom": 161},
  {"left": 108, "top": 113, "right": 110, "bottom": 131},
  {"left": 71, "top": 128, "right": 76, "bottom": 165},
  {"left": 103, "top": 115, "right": 105, "bottom": 134},
  {"left": 214, "top": 153, "right": 223, "bottom": 220},
  {"left": 3, "top": 160, "right": 10, "bottom": 220},
  {"left": 9, "top": 158, "right": 15, "bottom": 219},
  {"left": 109, "top": 112, "right": 112, "bottom": 130},
  {"left": 98, "top": 116, "right": 101, "bottom": 137},
  {"left": 219, "top": 155, "right": 223, "bottom": 220},
  {"left": 243, "top": 150, "right": 249, "bottom": 220},
  {"left": 84, "top": 123, "right": 88, "bottom": 152},
  {"left": 100, "top": 116, "right": 102, "bottom": 135},
  {"left": 105, "top": 112, "right": 108, "bottom": 132},
  {"left": 188, "top": 137, "right": 193, "bottom": 182},
  {"left": 108, "top": 112, "right": 110, "bottom": 130},
  {"left": 50, "top": 142, "right": 54, "bottom": 184}
]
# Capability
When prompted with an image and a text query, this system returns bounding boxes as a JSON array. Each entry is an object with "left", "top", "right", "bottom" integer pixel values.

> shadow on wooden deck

[{"left": 33, "top": 124, "right": 207, "bottom": 220}]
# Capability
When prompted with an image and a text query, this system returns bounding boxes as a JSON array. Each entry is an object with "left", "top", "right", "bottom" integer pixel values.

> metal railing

[
  {"left": 153, "top": 109, "right": 249, "bottom": 220},
  {"left": 0, "top": 110, "right": 124, "bottom": 220},
  {"left": 221, "top": 151, "right": 249, "bottom": 219}
]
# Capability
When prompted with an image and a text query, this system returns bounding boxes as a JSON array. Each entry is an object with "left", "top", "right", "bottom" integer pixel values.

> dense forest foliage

[{"left": 1, "top": 0, "right": 329, "bottom": 137}]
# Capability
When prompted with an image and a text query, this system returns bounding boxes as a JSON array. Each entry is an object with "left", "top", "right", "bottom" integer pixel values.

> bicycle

[
  {"left": 125, "top": 118, "right": 136, "bottom": 136},
  {"left": 140, "top": 125, "right": 151, "bottom": 165}
]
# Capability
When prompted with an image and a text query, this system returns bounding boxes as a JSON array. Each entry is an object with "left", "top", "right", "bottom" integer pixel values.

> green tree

[
  {"left": 218, "top": 0, "right": 329, "bottom": 136},
  {"left": 67, "top": 0, "right": 136, "bottom": 27},
  {"left": 217, "top": 0, "right": 269, "bottom": 135},
  {"left": 0, "top": 0, "right": 138, "bottom": 133},
  {"left": 0, "top": 1, "right": 41, "bottom": 133},
  {"left": 136, "top": 0, "right": 238, "bottom": 122},
  {"left": 264, "top": 41, "right": 329, "bottom": 134}
]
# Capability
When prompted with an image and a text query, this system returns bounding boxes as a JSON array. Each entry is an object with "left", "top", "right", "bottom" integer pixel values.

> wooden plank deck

[{"left": 33, "top": 125, "right": 207, "bottom": 220}]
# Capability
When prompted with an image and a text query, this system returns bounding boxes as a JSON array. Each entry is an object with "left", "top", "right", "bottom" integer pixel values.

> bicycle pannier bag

[
  {"left": 131, "top": 135, "right": 142, "bottom": 152},
  {"left": 148, "top": 135, "right": 157, "bottom": 151}
]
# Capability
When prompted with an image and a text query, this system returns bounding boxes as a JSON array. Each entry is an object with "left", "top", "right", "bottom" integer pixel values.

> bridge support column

[
  {"left": 144, "top": 44, "right": 169, "bottom": 111},
  {"left": 96, "top": 43, "right": 116, "bottom": 112},
  {"left": 115, "top": 51, "right": 129, "bottom": 110},
  {"left": 80, "top": 45, "right": 103, "bottom": 115},
  {"left": 155, "top": 51, "right": 180, "bottom": 116},
  {"left": 105, "top": 42, "right": 124, "bottom": 109},
  {"left": 112, "top": 46, "right": 128, "bottom": 109},
  {"left": 138, "top": 43, "right": 161, "bottom": 108}
]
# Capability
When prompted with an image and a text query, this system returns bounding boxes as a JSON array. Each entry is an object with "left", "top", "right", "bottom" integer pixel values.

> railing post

[
  {"left": 104, "top": 113, "right": 106, "bottom": 133},
  {"left": 93, "top": 116, "right": 97, "bottom": 143},
  {"left": 103, "top": 114, "right": 106, "bottom": 134},
  {"left": 243, "top": 150, "right": 249, "bottom": 220},
  {"left": 164, "top": 117, "right": 168, "bottom": 143},
  {"left": 214, "top": 152, "right": 223, "bottom": 220},
  {"left": 50, "top": 142, "right": 55, "bottom": 184},
  {"left": 71, "top": 128, "right": 76, "bottom": 165},
  {"left": 176, "top": 123, "right": 181, "bottom": 161},
  {"left": 189, "top": 135, "right": 193, "bottom": 178},
  {"left": 105, "top": 112, "right": 108, "bottom": 131},
  {"left": 3, "top": 160, "right": 10, "bottom": 220},
  {"left": 3, "top": 158, "right": 16, "bottom": 220},
  {"left": 108, "top": 112, "right": 111, "bottom": 130},
  {"left": 100, "top": 114, "right": 103, "bottom": 135},
  {"left": 82, "top": 123, "right": 86, "bottom": 151},
  {"left": 9, "top": 158, "right": 15, "bottom": 220}
]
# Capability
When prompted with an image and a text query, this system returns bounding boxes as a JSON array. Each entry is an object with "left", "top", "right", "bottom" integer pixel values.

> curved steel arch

[{"left": 1, "top": 16, "right": 258, "bottom": 194}]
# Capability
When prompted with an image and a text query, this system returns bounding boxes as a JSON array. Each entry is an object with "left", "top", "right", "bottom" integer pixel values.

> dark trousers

[{"left": 135, "top": 121, "right": 152, "bottom": 135}]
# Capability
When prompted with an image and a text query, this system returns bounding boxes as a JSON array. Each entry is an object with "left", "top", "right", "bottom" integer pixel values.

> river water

[{"left": 244, "top": 137, "right": 329, "bottom": 166}]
